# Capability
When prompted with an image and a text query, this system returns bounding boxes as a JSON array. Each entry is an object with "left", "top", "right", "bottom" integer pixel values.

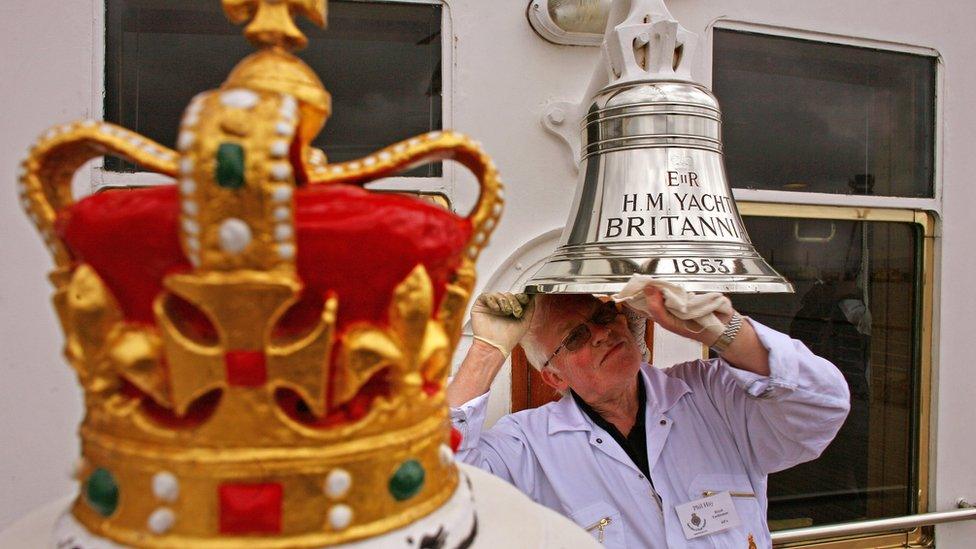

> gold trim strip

[
  {"left": 18, "top": 121, "right": 177, "bottom": 268},
  {"left": 739, "top": 203, "right": 936, "bottom": 549},
  {"left": 306, "top": 130, "right": 503, "bottom": 263}
]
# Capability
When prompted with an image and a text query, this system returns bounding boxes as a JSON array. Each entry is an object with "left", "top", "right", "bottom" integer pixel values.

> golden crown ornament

[{"left": 17, "top": 1, "right": 502, "bottom": 546}]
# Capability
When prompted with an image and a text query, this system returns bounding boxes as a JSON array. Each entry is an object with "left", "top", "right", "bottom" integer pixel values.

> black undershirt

[{"left": 571, "top": 374, "right": 650, "bottom": 479}]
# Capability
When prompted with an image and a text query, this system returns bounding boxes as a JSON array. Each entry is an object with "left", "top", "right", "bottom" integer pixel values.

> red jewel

[
  {"left": 218, "top": 482, "right": 283, "bottom": 534},
  {"left": 450, "top": 427, "right": 463, "bottom": 453},
  {"left": 224, "top": 351, "right": 268, "bottom": 386}
]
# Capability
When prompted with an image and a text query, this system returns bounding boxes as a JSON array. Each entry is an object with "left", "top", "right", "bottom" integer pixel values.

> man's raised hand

[{"left": 470, "top": 292, "right": 535, "bottom": 358}]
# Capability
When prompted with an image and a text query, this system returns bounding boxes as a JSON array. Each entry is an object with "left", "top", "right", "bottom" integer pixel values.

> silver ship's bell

[{"left": 525, "top": 0, "right": 792, "bottom": 295}]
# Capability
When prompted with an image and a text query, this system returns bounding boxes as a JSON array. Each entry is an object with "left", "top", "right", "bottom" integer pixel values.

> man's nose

[{"left": 588, "top": 321, "right": 614, "bottom": 346}]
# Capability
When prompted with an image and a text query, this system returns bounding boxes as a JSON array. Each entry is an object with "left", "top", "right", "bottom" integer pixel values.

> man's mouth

[{"left": 599, "top": 341, "right": 626, "bottom": 367}]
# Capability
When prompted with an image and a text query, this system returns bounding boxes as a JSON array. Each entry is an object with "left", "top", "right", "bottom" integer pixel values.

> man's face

[{"left": 537, "top": 295, "right": 643, "bottom": 402}]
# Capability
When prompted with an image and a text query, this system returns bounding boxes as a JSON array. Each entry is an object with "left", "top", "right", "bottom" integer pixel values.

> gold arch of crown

[{"left": 16, "top": 0, "right": 503, "bottom": 546}]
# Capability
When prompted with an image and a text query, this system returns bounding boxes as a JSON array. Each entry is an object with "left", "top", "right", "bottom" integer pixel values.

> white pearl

[
  {"left": 147, "top": 508, "right": 175, "bottom": 534},
  {"left": 272, "top": 185, "right": 293, "bottom": 202},
  {"left": 280, "top": 95, "right": 298, "bottom": 119},
  {"left": 329, "top": 505, "right": 353, "bottom": 530},
  {"left": 220, "top": 88, "right": 259, "bottom": 109},
  {"left": 330, "top": 166, "right": 344, "bottom": 175},
  {"left": 179, "top": 158, "right": 194, "bottom": 176},
  {"left": 182, "top": 219, "right": 199, "bottom": 235},
  {"left": 177, "top": 131, "right": 195, "bottom": 151},
  {"left": 378, "top": 151, "right": 392, "bottom": 162},
  {"left": 393, "top": 144, "right": 407, "bottom": 153},
  {"left": 180, "top": 178, "right": 196, "bottom": 195},
  {"left": 277, "top": 243, "right": 295, "bottom": 260},
  {"left": 324, "top": 469, "right": 352, "bottom": 499},
  {"left": 152, "top": 472, "right": 179, "bottom": 502},
  {"left": 427, "top": 131, "right": 442, "bottom": 140},
  {"left": 274, "top": 223, "right": 293, "bottom": 242},
  {"left": 439, "top": 444, "right": 454, "bottom": 465},
  {"left": 81, "top": 119, "right": 96, "bottom": 128},
  {"left": 218, "top": 218, "right": 252, "bottom": 254},
  {"left": 363, "top": 156, "right": 376, "bottom": 167},
  {"left": 183, "top": 111, "right": 200, "bottom": 127},
  {"left": 185, "top": 237, "right": 200, "bottom": 251},
  {"left": 270, "top": 140, "right": 289, "bottom": 158},
  {"left": 187, "top": 94, "right": 206, "bottom": 114},
  {"left": 276, "top": 121, "right": 293, "bottom": 136},
  {"left": 182, "top": 200, "right": 198, "bottom": 216},
  {"left": 270, "top": 163, "right": 292, "bottom": 181},
  {"left": 273, "top": 206, "right": 290, "bottom": 221}
]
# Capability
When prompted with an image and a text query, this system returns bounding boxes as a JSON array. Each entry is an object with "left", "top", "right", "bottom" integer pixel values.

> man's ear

[{"left": 540, "top": 367, "right": 569, "bottom": 393}]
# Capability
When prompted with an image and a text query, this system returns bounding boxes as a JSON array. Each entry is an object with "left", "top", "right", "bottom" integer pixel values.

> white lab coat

[{"left": 451, "top": 321, "right": 850, "bottom": 548}]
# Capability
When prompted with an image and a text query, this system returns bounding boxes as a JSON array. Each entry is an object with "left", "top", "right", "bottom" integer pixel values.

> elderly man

[{"left": 446, "top": 287, "right": 850, "bottom": 548}]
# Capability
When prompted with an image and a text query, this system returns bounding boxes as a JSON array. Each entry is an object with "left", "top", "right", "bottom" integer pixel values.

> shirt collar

[{"left": 548, "top": 363, "right": 691, "bottom": 435}]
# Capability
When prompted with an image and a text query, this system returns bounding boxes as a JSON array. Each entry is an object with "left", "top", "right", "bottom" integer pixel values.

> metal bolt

[{"left": 547, "top": 108, "right": 565, "bottom": 126}]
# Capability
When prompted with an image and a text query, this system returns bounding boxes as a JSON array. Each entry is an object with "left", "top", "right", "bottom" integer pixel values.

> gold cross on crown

[{"left": 223, "top": 0, "right": 327, "bottom": 50}]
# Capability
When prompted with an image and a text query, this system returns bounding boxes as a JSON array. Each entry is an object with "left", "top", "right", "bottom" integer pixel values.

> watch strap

[{"left": 710, "top": 312, "right": 743, "bottom": 354}]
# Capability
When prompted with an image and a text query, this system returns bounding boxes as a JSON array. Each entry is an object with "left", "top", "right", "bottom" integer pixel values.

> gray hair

[{"left": 521, "top": 295, "right": 649, "bottom": 372}]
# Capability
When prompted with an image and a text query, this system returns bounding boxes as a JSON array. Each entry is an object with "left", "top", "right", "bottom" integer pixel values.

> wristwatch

[{"left": 710, "top": 312, "right": 742, "bottom": 354}]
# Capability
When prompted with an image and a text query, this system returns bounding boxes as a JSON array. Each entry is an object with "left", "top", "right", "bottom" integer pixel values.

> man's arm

[
  {"left": 447, "top": 340, "right": 506, "bottom": 407},
  {"left": 446, "top": 293, "right": 543, "bottom": 494},
  {"left": 685, "top": 322, "right": 851, "bottom": 474},
  {"left": 640, "top": 287, "right": 850, "bottom": 473},
  {"left": 639, "top": 286, "right": 770, "bottom": 375}
]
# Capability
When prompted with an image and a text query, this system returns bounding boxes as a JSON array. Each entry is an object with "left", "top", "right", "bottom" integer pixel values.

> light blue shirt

[{"left": 450, "top": 321, "right": 851, "bottom": 548}]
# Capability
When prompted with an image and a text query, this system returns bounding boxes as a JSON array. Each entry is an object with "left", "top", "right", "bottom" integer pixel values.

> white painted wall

[{"left": 2, "top": 0, "right": 975, "bottom": 545}]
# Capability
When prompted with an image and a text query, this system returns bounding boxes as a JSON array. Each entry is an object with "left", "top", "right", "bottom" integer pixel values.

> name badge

[{"left": 675, "top": 491, "right": 741, "bottom": 540}]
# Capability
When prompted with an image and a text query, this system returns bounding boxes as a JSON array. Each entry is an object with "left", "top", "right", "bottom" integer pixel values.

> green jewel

[
  {"left": 85, "top": 468, "right": 119, "bottom": 517},
  {"left": 216, "top": 143, "right": 246, "bottom": 189},
  {"left": 388, "top": 459, "right": 425, "bottom": 501}
]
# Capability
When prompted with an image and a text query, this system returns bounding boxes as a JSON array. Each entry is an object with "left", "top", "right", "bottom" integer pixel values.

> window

[
  {"left": 103, "top": 0, "right": 443, "bottom": 176},
  {"left": 713, "top": 29, "right": 936, "bottom": 197},
  {"left": 714, "top": 27, "right": 937, "bottom": 547}
]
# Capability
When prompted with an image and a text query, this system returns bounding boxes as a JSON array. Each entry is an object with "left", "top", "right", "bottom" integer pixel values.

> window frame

[
  {"left": 709, "top": 19, "right": 942, "bottom": 548},
  {"left": 89, "top": 0, "right": 457, "bottom": 204},
  {"left": 738, "top": 203, "right": 936, "bottom": 548}
]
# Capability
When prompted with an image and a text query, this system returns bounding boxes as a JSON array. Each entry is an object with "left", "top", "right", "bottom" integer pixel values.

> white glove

[
  {"left": 612, "top": 276, "right": 733, "bottom": 342},
  {"left": 470, "top": 292, "right": 535, "bottom": 357}
]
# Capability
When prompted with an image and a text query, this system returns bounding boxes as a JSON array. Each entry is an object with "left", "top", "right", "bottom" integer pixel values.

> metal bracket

[{"left": 541, "top": 99, "right": 585, "bottom": 171}]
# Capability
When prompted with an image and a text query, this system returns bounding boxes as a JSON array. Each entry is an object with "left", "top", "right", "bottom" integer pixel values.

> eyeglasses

[{"left": 541, "top": 301, "right": 622, "bottom": 368}]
